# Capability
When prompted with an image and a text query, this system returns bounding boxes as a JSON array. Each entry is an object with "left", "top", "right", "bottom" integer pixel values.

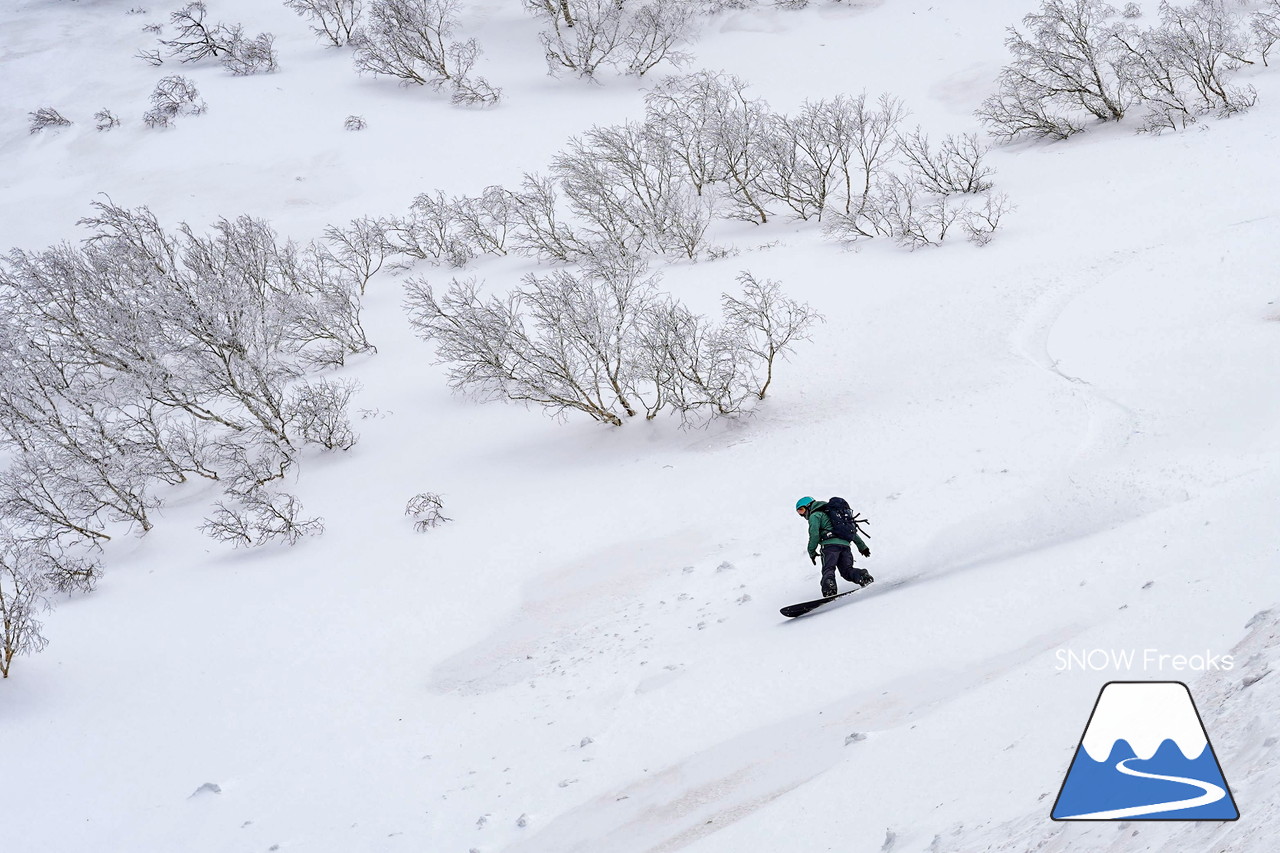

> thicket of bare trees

[
  {"left": 0, "top": 202, "right": 373, "bottom": 673},
  {"left": 980, "top": 0, "right": 1276, "bottom": 140},
  {"left": 405, "top": 257, "right": 820, "bottom": 427},
  {"left": 335, "top": 71, "right": 1006, "bottom": 264}
]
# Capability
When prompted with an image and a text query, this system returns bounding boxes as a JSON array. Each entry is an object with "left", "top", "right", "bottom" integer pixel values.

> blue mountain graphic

[{"left": 1053, "top": 738, "right": 1238, "bottom": 820}]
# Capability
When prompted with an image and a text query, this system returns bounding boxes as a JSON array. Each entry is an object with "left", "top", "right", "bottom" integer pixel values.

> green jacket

[{"left": 806, "top": 500, "right": 867, "bottom": 557}]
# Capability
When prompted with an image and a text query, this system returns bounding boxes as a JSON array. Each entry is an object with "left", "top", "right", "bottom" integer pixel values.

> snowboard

[{"left": 780, "top": 586, "right": 866, "bottom": 618}]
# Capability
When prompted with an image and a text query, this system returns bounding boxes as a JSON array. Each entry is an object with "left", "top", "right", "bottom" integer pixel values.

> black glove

[
  {"left": 809, "top": 552, "right": 818, "bottom": 565},
  {"left": 858, "top": 545, "right": 871, "bottom": 558}
]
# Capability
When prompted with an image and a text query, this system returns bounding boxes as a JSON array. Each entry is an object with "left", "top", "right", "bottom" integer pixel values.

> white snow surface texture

[{"left": 3, "top": 1, "right": 1279, "bottom": 852}]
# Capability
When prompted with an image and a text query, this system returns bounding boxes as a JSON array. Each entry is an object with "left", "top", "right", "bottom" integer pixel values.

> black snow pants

[{"left": 820, "top": 544, "right": 858, "bottom": 586}]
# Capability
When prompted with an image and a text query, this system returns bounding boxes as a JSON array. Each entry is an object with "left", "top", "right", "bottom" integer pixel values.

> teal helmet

[{"left": 795, "top": 496, "right": 815, "bottom": 511}]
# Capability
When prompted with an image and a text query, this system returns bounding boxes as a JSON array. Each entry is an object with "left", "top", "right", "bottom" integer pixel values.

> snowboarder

[{"left": 795, "top": 496, "right": 873, "bottom": 598}]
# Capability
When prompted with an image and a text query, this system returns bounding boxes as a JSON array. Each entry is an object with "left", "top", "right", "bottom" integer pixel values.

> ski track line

[{"left": 1058, "top": 757, "right": 1226, "bottom": 820}]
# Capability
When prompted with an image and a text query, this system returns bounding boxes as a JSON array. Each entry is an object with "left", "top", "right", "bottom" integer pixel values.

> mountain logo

[{"left": 1051, "top": 681, "right": 1239, "bottom": 821}]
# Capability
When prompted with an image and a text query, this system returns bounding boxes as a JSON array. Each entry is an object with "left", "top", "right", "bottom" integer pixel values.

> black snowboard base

[{"left": 780, "top": 585, "right": 867, "bottom": 618}]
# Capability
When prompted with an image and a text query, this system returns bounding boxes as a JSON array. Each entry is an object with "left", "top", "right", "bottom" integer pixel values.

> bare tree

[
  {"left": 720, "top": 272, "right": 820, "bottom": 401},
  {"left": 323, "top": 216, "right": 392, "bottom": 292},
  {"left": 286, "top": 0, "right": 364, "bottom": 47},
  {"left": 1146, "top": 0, "right": 1256, "bottom": 115},
  {"left": 0, "top": 535, "right": 51, "bottom": 679},
  {"left": 143, "top": 75, "right": 206, "bottom": 127},
  {"left": 161, "top": 2, "right": 232, "bottom": 62},
  {"left": 221, "top": 27, "right": 279, "bottom": 75},
  {"left": 978, "top": 0, "right": 1132, "bottom": 140},
  {"left": 526, "top": 0, "right": 628, "bottom": 77},
  {"left": 452, "top": 186, "right": 517, "bottom": 258},
  {"left": 353, "top": 0, "right": 498, "bottom": 103},
  {"left": 507, "top": 173, "right": 592, "bottom": 262},
  {"left": 525, "top": 0, "right": 694, "bottom": 78},
  {"left": 552, "top": 121, "right": 712, "bottom": 258},
  {"left": 287, "top": 379, "right": 360, "bottom": 450},
  {"left": 1254, "top": 1, "right": 1280, "bottom": 66},
  {"left": 897, "top": 129, "right": 995, "bottom": 194},
  {"left": 621, "top": 2, "right": 697, "bottom": 76}
]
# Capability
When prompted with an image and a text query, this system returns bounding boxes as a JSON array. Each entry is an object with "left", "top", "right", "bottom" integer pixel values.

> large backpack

[{"left": 823, "top": 496, "right": 868, "bottom": 542}]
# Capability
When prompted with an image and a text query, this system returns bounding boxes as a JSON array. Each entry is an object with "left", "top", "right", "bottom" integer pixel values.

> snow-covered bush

[
  {"left": 352, "top": 0, "right": 500, "bottom": 105},
  {"left": 28, "top": 107, "right": 71, "bottom": 134},
  {"left": 405, "top": 492, "right": 451, "bottom": 531},
  {"left": 404, "top": 259, "right": 820, "bottom": 427},
  {"left": 286, "top": 0, "right": 364, "bottom": 46},
  {"left": 143, "top": 75, "right": 206, "bottom": 127},
  {"left": 0, "top": 202, "right": 367, "bottom": 545},
  {"left": 287, "top": 379, "right": 361, "bottom": 450},
  {"left": 551, "top": 121, "right": 713, "bottom": 258},
  {"left": 1122, "top": 2, "right": 1142, "bottom": 17},
  {"left": 344, "top": 114, "right": 367, "bottom": 130},
  {"left": 200, "top": 490, "right": 324, "bottom": 548},
  {"left": 221, "top": 27, "right": 278, "bottom": 75},
  {"left": 94, "top": 108, "right": 121, "bottom": 131}
]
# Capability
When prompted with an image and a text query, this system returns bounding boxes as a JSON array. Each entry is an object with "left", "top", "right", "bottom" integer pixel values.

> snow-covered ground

[{"left": 2, "top": 1, "right": 1278, "bottom": 851}]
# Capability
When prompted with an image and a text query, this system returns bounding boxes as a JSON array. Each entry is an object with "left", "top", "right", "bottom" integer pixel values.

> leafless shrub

[
  {"left": 142, "top": 22, "right": 164, "bottom": 34},
  {"left": 221, "top": 28, "right": 279, "bottom": 75},
  {"left": 344, "top": 114, "right": 367, "bottom": 130},
  {"left": 94, "top": 109, "right": 121, "bottom": 131},
  {"left": 143, "top": 75, "right": 207, "bottom": 127},
  {"left": 405, "top": 492, "right": 451, "bottom": 531},
  {"left": 1122, "top": 2, "right": 1142, "bottom": 17},
  {"left": 897, "top": 129, "right": 995, "bottom": 194},
  {"left": 963, "top": 192, "right": 1014, "bottom": 246},
  {"left": 200, "top": 490, "right": 324, "bottom": 548},
  {"left": 286, "top": 0, "right": 364, "bottom": 46},
  {"left": 28, "top": 108, "right": 71, "bottom": 134},
  {"left": 288, "top": 379, "right": 360, "bottom": 450}
]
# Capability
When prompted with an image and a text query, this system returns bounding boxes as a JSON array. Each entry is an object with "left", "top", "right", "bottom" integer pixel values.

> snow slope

[{"left": 2, "top": 1, "right": 1278, "bottom": 852}]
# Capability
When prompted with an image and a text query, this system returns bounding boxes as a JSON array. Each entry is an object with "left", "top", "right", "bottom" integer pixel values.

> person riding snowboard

[{"left": 795, "top": 496, "right": 873, "bottom": 598}]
